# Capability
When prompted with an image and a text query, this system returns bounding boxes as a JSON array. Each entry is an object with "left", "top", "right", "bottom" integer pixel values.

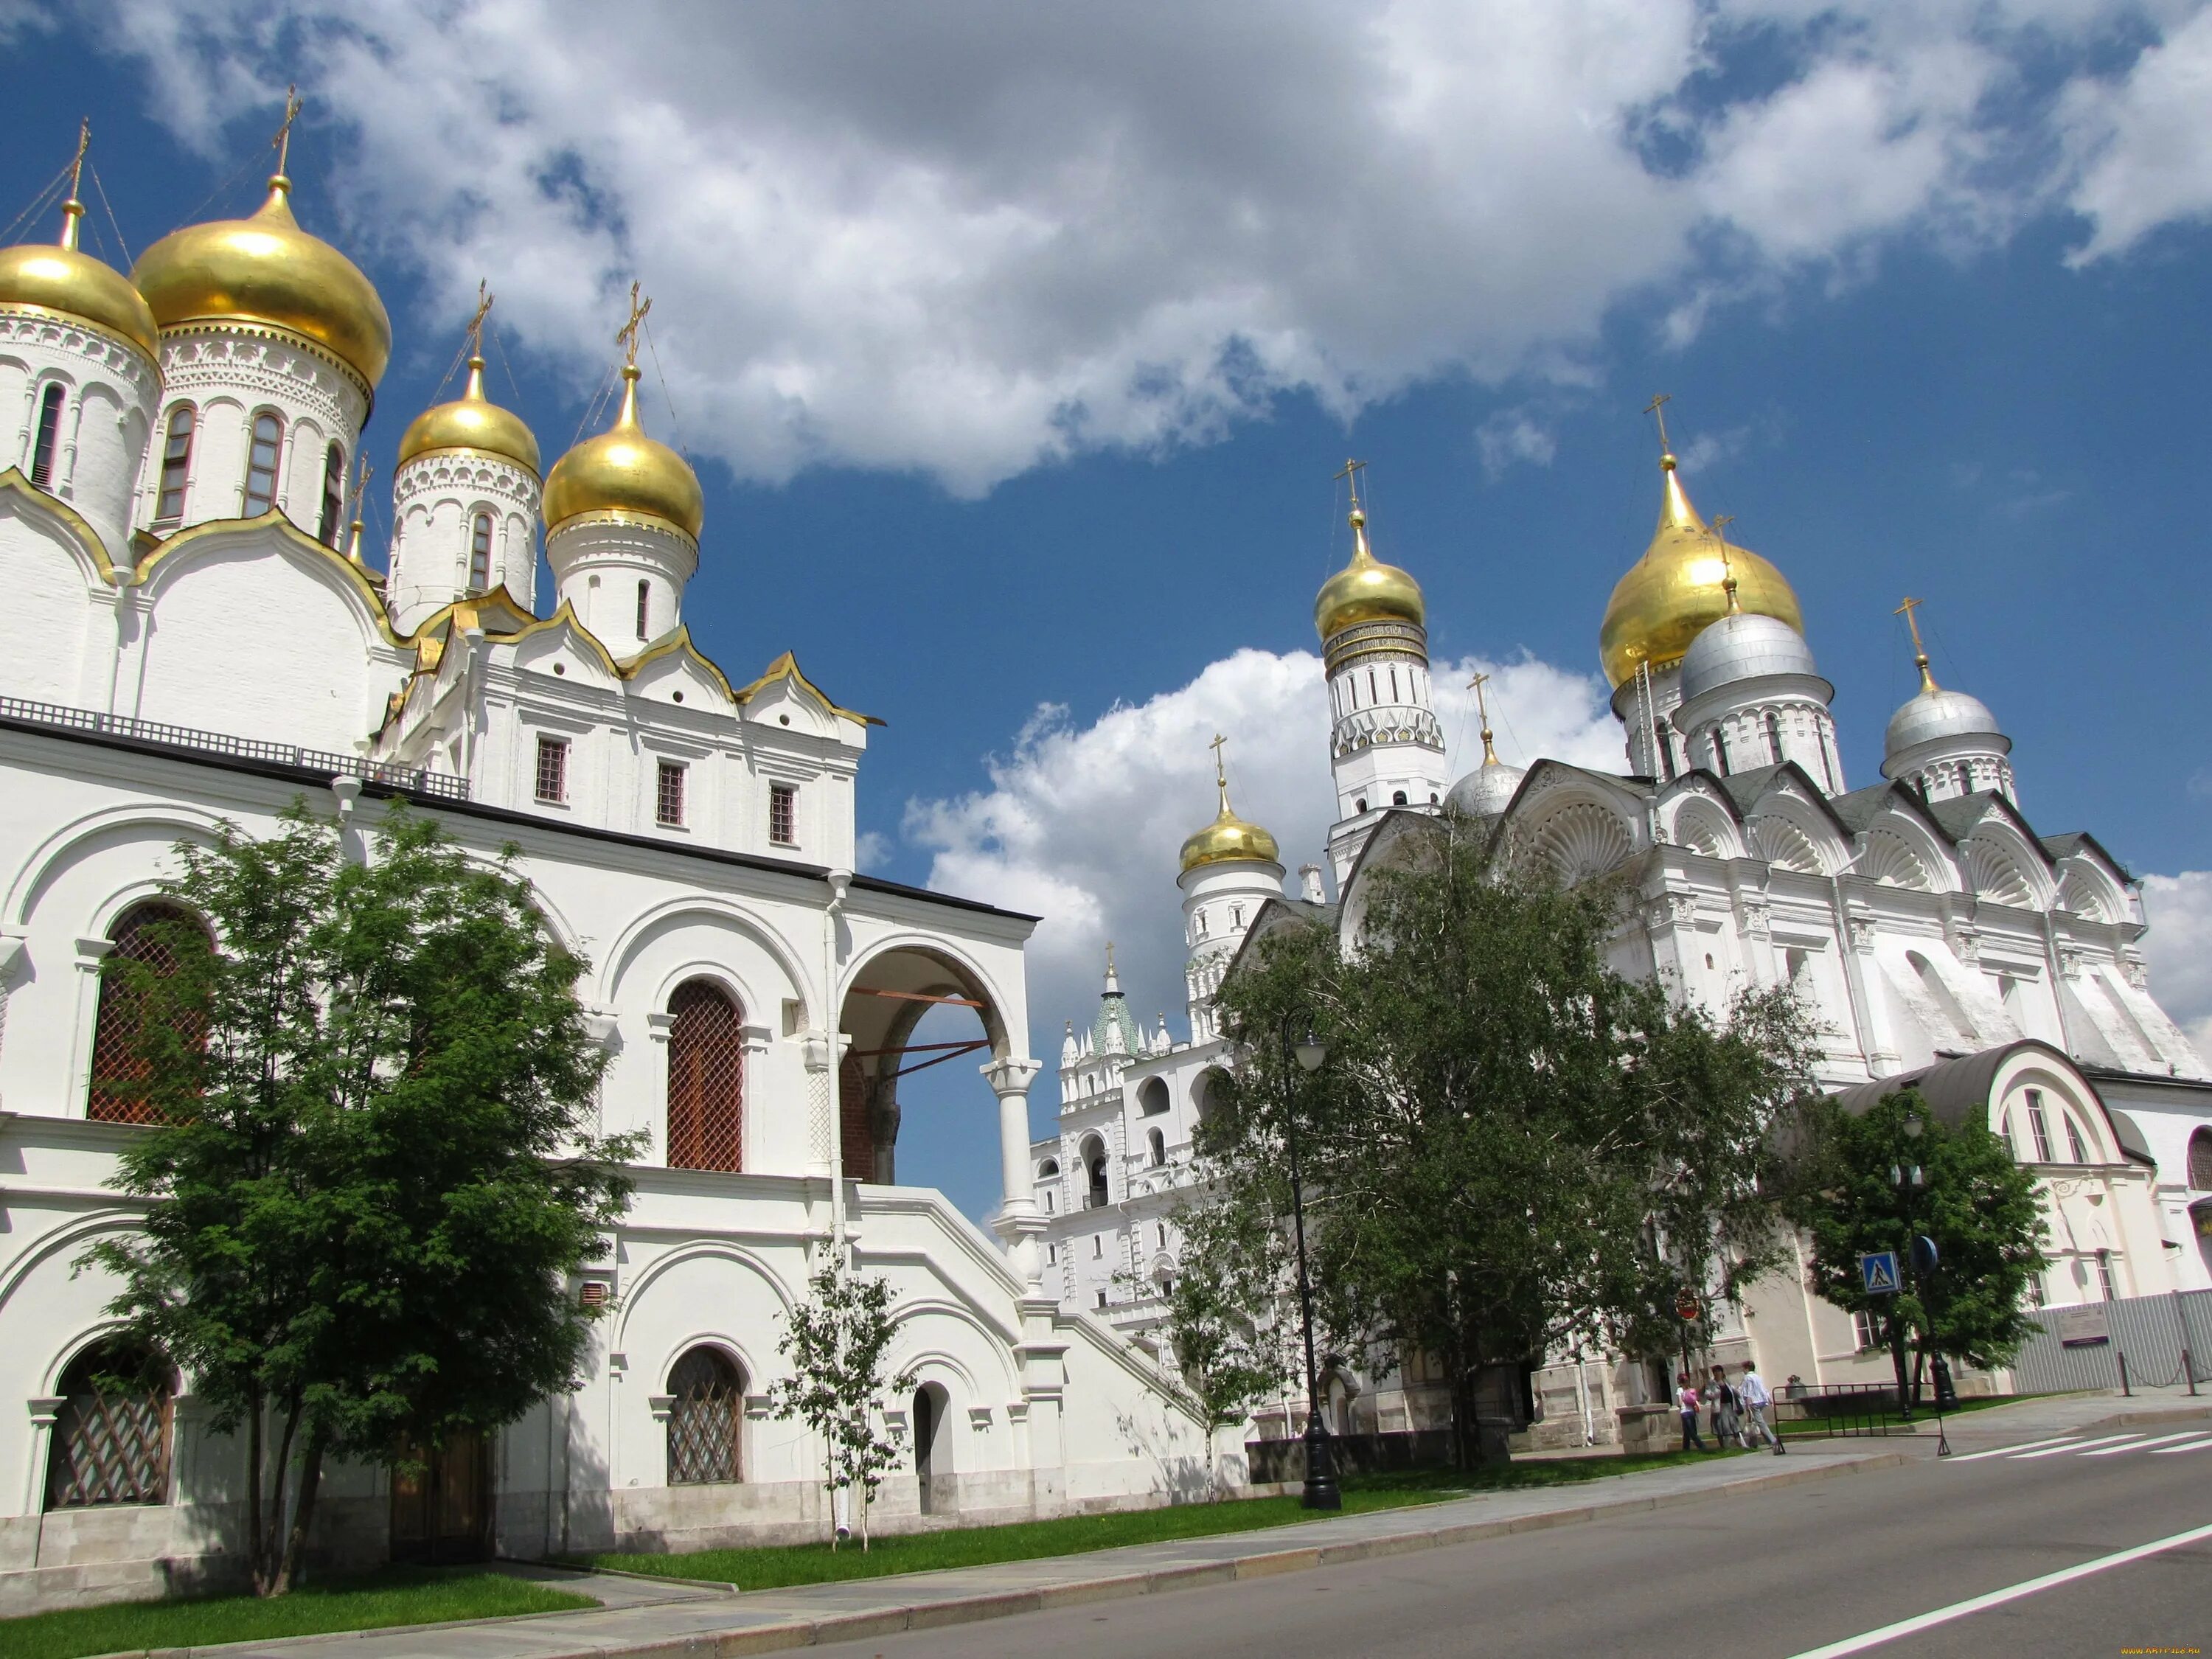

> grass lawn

[
  {"left": 1775, "top": 1392, "right": 2025, "bottom": 1437},
  {"left": 0, "top": 1566, "right": 598, "bottom": 1659},
  {"left": 579, "top": 1450, "right": 1742, "bottom": 1591}
]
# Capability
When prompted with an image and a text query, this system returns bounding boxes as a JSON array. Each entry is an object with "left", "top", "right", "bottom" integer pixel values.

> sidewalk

[{"left": 112, "top": 1392, "right": 2212, "bottom": 1659}]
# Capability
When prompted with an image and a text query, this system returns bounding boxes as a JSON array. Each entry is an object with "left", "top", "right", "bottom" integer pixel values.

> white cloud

[
  {"left": 55, "top": 0, "right": 2212, "bottom": 493},
  {"left": 1477, "top": 408, "right": 1559, "bottom": 476},
  {"left": 2140, "top": 872, "right": 2212, "bottom": 1059},
  {"left": 902, "top": 647, "right": 1621, "bottom": 1090}
]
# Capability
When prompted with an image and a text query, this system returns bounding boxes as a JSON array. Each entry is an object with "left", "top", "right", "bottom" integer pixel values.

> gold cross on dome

[
  {"left": 1208, "top": 731, "right": 1229, "bottom": 788},
  {"left": 1334, "top": 456, "right": 1367, "bottom": 511},
  {"left": 465, "top": 279, "right": 495, "bottom": 356},
  {"left": 1643, "top": 392, "right": 1673, "bottom": 454},
  {"left": 1105, "top": 940, "right": 1116, "bottom": 977},
  {"left": 1896, "top": 596, "right": 1937, "bottom": 689},
  {"left": 616, "top": 279, "right": 652, "bottom": 369},
  {"left": 271, "top": 85, "right": 304, "bottom": 175},
  {"left": 68, "top": 119, "right": 89, "bottom": 198}
]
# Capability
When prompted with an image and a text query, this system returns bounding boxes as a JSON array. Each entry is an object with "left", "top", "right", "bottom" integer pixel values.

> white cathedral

[
  {"left": 1035, "top": 456, "right": 2212, "bottom": 1447},
  {"left": 0, "top": 134, "right": 1217, "bottom": 1613}
]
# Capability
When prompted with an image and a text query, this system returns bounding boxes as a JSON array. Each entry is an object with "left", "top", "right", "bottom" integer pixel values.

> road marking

[
  {"left": 2007, "top": 1433, "right": 2143, "bottom": 1458},
  {"left": 2079, "top": 1432, "right": 2205, "bottom": 1455},
  {"left": 1943, "top": 1435, "right": 2082, "bottom": 1462},
  {"left": 2149, "top": 1436, "right": 2212, "bottom": 1455},
  {"left": 1783, "top": 1520, "right": 2212, "bottom": 1658}
]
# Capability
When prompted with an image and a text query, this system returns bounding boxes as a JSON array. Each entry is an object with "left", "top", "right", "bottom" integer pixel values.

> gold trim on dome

[
  {"left": 542, "top": 505, "right": 700, "bottom": 553},
  {"left": 156, "top": 316, "right": 375, "bottom": 407},
  {"left": 1596, "top": 453, "right": 1802, "bottom": 688},
  {"left": 133, "top": 173, "right": 392, "bottom": 389}
]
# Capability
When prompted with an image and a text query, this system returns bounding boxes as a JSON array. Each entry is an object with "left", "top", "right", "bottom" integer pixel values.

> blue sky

[{"left": 7, "top": 1, "right": 2209, "bottom": 1218}]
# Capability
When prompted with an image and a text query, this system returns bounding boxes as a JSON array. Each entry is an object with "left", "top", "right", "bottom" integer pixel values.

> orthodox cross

[
  {"left": 1896, "top": 596, "right": 1935, "bottom": 689},
  {"left": 68, "top": 119, "right": 89, "bottom": 200},
  {"left": 1334, "top": 456, "right": 1367, "bottom": 512},
  {"left": 616, "top": 279, "right": 651, "bottom": 369},
  {"left": 1469, "top": 672, "right": 1498, "bottom": 763},
  {"left": 271, "top": 86, "right": 303, "bottom": 175},
  {"left": 1642, "top": 391, "right": 1674, "bottom": 456},
  {"left": 465, "top": 279, "right": 495, "bottom": 357},
  {"left": 1209, "top": 731, "right": 1229, "bottom": 789},
  {"left": 1711, "top": 512, "right": 1741, "bottom": 611},
  {"left": 1105, "top": 941, "right": 1116, "bottom": 978}
]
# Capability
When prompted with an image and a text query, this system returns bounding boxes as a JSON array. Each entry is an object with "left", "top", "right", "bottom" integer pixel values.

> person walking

[
  {"left": 1708, "top": 1365, "right": 1742, "bottom": 1448},
  {"left": 1674, "top": 1372, "right": 1708, "bottom": 1452},
  {"left": 1738, "top": 1361, "right": 1785, "bottom": 1454}
]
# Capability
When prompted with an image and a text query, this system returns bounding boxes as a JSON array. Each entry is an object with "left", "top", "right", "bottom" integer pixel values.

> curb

[{"left": 126, "top": 1449, "right": 1900, "bottom": 1659}]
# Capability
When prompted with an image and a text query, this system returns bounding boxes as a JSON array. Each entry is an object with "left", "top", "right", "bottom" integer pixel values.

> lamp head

[{"left": 1294, "top": 1034, "right": 1326, "bottom": 1074}]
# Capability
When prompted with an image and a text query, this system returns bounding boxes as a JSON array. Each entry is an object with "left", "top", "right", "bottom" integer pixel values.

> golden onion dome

[
  {"left": 397, "top": 355, "right": 540, "bottom": 474},
  {"left": 543, "top": 364, "right": 704, "bottom": 539},
  {"left": 1314, "top": 506, "right": 1425, "bottom": 640},
  {"left": 1597, "top": 454, "right": 1802, "bottom": 688},
  {"left": 132, "top": 174, "right": 392, "bottom": 389},
  {"left": 0, "top": 197, "right": 160, "bottom": 361},
  {"left": 1178, "top": 768, "right": 1281, "bottom": 874}
]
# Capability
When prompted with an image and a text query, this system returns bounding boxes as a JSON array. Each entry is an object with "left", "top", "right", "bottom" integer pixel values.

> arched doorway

[
  {"left": 912, "top": 1381, "right": 950, "bottom": 1515},
  {"left": 838, "top": 947, "right": 1007, "bottom": 1193}
]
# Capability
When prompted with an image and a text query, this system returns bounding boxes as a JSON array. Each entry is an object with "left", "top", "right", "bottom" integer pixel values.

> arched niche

[{"left": 838, "top": 943, "right": 1009, "bottom": 1187}]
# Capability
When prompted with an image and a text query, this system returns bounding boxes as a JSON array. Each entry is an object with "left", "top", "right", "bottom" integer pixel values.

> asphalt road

[{"left": 817, "top": 1433, "right": 2211, "bottom": 1658}]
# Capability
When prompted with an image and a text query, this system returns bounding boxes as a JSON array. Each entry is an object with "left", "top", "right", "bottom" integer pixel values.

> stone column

[{"left": 984, "top": 1056, "right": 1044, "bottom": 1287}]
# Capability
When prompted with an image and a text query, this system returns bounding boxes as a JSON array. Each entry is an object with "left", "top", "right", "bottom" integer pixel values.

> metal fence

[
  {"left": 0, "top": 694, "right": 469, "bottom": 804},
  {"left": 2010, "top": 1288, "right": 2212, "bottom": 1395}
]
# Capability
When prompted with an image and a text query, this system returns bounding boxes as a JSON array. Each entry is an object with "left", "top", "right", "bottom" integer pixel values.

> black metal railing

[
  {"left": 1780, "top": 1379, "right": 1915, "bottom": 1438},
  {"left": 0, "top": 695, "right": 469, "bottom": 803}
]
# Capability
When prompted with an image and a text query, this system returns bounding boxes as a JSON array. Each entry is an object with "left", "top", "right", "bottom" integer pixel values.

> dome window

[
  {"left": 29, "top": 383, "right": 64, "bottom": 490},
  {"left": 241, "top": 411, "right": 282, "bottom": 518},
  {"left": 317, "top": 443, "right": 346, "bottom": 548},
  {"left": 154, "top": 406, "right": 194, "bottom": 525}
]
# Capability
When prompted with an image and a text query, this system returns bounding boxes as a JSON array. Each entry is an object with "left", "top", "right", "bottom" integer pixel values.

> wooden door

[{"left": 390, "top": 1430, "right": 491, "bottom": 1563}]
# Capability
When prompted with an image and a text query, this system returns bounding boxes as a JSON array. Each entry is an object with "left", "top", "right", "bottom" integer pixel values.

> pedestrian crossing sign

[{"left": 1858, "top": 1250, "right": 1901, "bottom": 1295}]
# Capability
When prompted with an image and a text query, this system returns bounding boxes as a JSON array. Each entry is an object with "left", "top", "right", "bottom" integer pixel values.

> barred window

[
  {"left": 655, "top": 759, "right": 686, "bottom": 827},
  {"left": 768, "top": 783, "right": 796, "bottom": 846},
  {"left": 666, "top": 1346, "right": 743, "bottom": 1484},
  {"left": 88, "top": 902, "right": 204, "bottom": 1124},
  {"left": 30, "top": 383, "right": 65, "bottom": 489},
  {"left": 155, "top": 406, "right": 195, "bottom": 523},
  {"left": 535, "top": 736, "right": 568, "bottom": 804},
  {"left": 468, "top": 512, "right": 493, "bottom": 590},
  {"left": 666, "top": 979, "right": 743, "bottom": 1172},
  {"left": 242, "top": 411, "right": 282, "bottom": 516},
  {"left": 46, "top": 1340, "right": 174, "bottom": 1509},
  {"left": 318, "top": 442, "right": 347, "bottom": 547}
]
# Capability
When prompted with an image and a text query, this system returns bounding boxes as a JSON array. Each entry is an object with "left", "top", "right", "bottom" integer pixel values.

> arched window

[
  {"left": 46, "top": 1338, "right": 174, "bottom": 1509},
  {"left": 914, "top": 1382, "right": 948, "bottom": 1514},
  {"left": 665, "top": 980, "right": 743, "bottom": 1172},
  {"left": 242, "top": 411, "right": 282, "bottom": 516},
  {"left": 1764, "top": 711, "right": 1785, "bottom": 766},
  {"left": 154, "top": 406, "right": 195, "bottom": 524},
  {"left": 1137, "top": 1077, "right": 1169, "bottom": 1116},
  {"left": 665, "top": 1347, "right": 743, "bottom": 1484},
  {"left": 1147, "top": 1127, "right": 1166, "bottom": 1166},
  {"left": 1391, "top": 790, "right": 1408, "bottom": 806},
  {"left": 317, "top": 442, "right": 347, "bottom": 547},
  {"left": 2180, "top": 1127, "right": 2212, "bottom": 1191},
  {"left": 2063, "top": 1113, "right": 2090, "bottom": 1164},
  {"left": 29, "top": 383, "right": 65, "bottom": 489},
  {"left": 636, "top": 579, "right": 651, "bottom": 640},
  {"left": 467, "top": 512, "right": 493, "bottom": 591},
  {"left": 88, "top": 902, "right": 205, "bottom": 1124},
  {"left": 1081, "top": 1135, "right": 1109, "bottom": 1209},
  {"left": 1713, "top": 728, "right": 1732, "bottom": 776}
]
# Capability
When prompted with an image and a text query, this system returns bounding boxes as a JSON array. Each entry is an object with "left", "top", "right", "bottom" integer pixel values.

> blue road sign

[{"left": 1858, "top": 1250, "right": 1902, "bottom": 1295}]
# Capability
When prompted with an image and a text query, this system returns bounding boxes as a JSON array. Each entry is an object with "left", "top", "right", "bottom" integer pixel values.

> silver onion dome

[
  {"left": 1679, "top": 611, "right": 1821, "bottom": 703},
  {"left": 1885, "top": 684, "right": 2004, "bottom": 759},
  {"left": 1445, "top": 756, "right": 1527, "bottom": 819}
]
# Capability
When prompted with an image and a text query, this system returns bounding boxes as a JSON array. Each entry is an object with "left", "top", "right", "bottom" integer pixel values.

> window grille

[
  {"left": 88, "top": 902, "right": 203, "bottom": 1124},
  {"left": 2025, "top": 1088, "right": 2054, "bottom": 1163},
  {"left": 243, "top": 411, "right": 282, "bottom": 516},
  {"left": 30, "top": 383, "right": 64, "bottom": 489},
  {"left": 468, "top": 513, "right": 493, "bottom": 590},
  {"left": 45, "top": 1341, "right": 173, "bottom": 1509},
  {"left": 2190, "top": 1129, "right": 2212, "bottom": 1192},
  {"left": 319, "top": 443, "right": 346, "bottom": 546},
  {"left": 768, "top": 782, "right": 796, "bottom": 846},
  {"left": 655, "top": 759, "right": 686, "bottom": 827},
  {"left": 534, "top": 736, "right": 568, "bottom": 804},
  {"left": 155, "top": 406, "right": 194, "bottom": 523},
  {"left": 665, "top": 1347, "right": 743, "bottom": 1484},
  {"left": 666, "top": 979, "right": 744, "bottom": 1172}
]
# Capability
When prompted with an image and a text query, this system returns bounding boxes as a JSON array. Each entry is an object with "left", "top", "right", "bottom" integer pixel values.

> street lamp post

[{"left": 1286, "top": 1029, "right": 1340, "bottom": 1511}]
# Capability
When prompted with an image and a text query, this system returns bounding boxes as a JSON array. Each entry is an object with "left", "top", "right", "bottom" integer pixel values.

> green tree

[
  {"left": 1200, "top": 818, "right": 1818, "bottom": 1464},
  {"left": 768, "top": 1255, "right": 918, "bottom": 1549},
  {"left": 87, "top": 804, "right": 637, "bottom": 1596},
  {"left": 1148, "top": 1194, "right": 1299, "bottom": 1496},
  {"left": 1784, "top": 1086, "right": 2048, "bottom": 1402}
]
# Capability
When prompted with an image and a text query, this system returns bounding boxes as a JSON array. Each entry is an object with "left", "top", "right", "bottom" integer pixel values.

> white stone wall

[
  {"left": 386, "top": 448, "right": 541, "bottom": 630},
  {"left": 548, "top": 515, "right": 699, "bottom": 647},
  {"left": 0, "top": 312, "right": 159, "bottom": 555}
]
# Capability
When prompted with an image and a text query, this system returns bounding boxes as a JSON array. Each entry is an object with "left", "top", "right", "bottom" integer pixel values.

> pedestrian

[
  {"left": 1738, "top": 1361, "right": 1785, "bottom": 1454},
  {"left": 1708, "top": 1365, "right": 1741, "bottom": 1448},
  {"left": 1674, "top": 1371, "right": 1707, "bottom": 1452}
]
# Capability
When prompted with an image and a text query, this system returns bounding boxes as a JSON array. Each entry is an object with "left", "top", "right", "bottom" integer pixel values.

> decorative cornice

[{"left": 0, "top": 305, "right": 161, "bottom": 380}]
